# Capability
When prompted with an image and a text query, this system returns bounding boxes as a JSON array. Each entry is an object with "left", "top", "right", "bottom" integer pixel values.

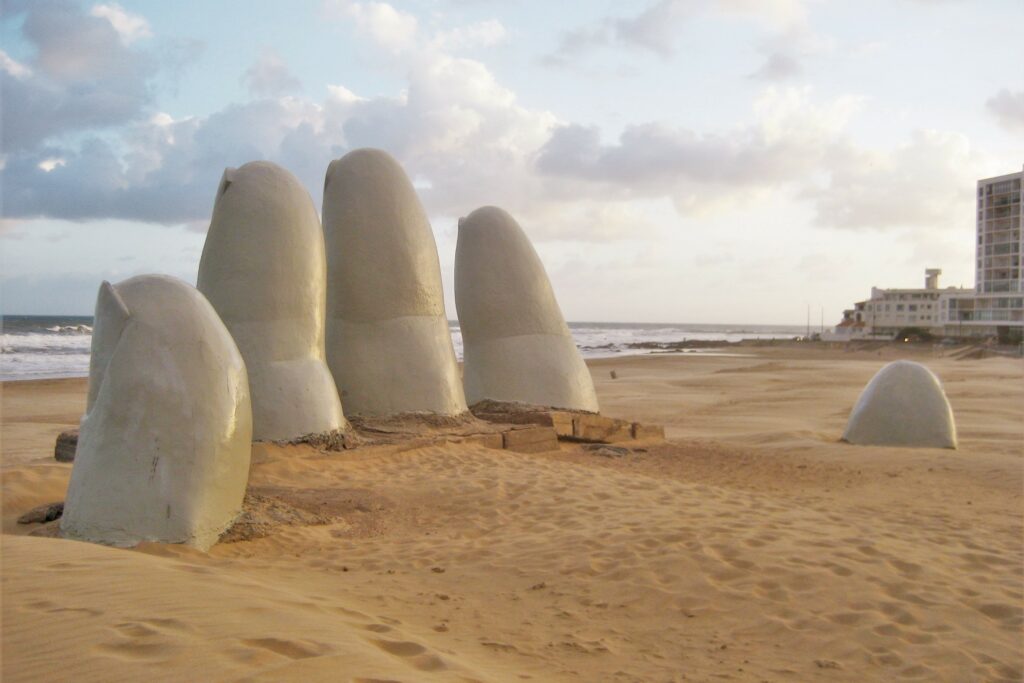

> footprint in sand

[
  {"left": 371, "top": 639, "right": 448, "bottom": 672},
  {"left": 93, "top": 618, "right": 197, "bottom": 662},
  {"left": 240, "top": 637, "right": 332, "bottom": 659}
]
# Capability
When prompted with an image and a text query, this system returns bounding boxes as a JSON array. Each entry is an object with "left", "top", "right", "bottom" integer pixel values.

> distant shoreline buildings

[{"left": 828, "top": 165, "right": 1023, "bottom": 343}]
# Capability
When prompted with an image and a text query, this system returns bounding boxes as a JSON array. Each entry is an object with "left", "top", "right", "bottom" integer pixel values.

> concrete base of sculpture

[
  {"left": 463, "top": 334, "right": 599, "bottom": 413},
  {"left": 841, "top": 360, "right": 957, "bottom": 449},
  {"left": 327, "top": 316, "right": 466, "bottom": 417},
  {"left": 60, "top": 275, "right": 253, "bottom": 550}
]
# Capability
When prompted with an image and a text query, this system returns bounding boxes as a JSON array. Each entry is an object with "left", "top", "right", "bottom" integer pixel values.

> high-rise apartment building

[{"left": 969, "top": 167, "right": 1023, "bottom": 335}]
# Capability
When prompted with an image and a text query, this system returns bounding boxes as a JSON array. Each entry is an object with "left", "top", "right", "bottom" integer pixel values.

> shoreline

[{"left": 8, "top": 336, "right": 1018, "bottom": 384}]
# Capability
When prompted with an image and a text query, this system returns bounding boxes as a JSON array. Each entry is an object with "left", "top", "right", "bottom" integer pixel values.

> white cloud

[
  {"left": 0, "top": 0, "right": 1000, "bottom": 254},
  {"left": 717, "top": 0, "right": 807, "bottom": 28},
  {"left": 749, "top": 51, "right": 801, "bottom": 81},
  {"left": 536, "top": 87, "right": 862, "bottom": 215},
  {"left": 804, "top": 130, "right": 983, "bottom": 231},
  {"left": 0, "top": 49, "right": 31, "bottom": 79},
  {"left": 546, "top": 0, "right": 813, "bottom": 63},
  {"left": 986, "top": 89, "right": 1024, "bottom": 132},
  {"left": 431, "top": 19, "right": 507, "bottom": 51},
  {"left": 325, "top": 0, "right": 419, "bottom": 53},
  {"left": 37, "top": 157, "right": 66, "bottom": 172},
  {"left": 613, "top": 0, "right": 697, "bottom": 58},
  {"left": 89, "top": 3, "right": 153, "bottom": 44},
  {"left": 1, "top": 0, "right": 158, "bottom": 152},
  {"left": 243, "top": 48, "right": 302, "bottom": 97}
]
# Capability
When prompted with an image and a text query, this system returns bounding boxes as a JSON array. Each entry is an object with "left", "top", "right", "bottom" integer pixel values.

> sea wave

[{"left": 0, "top": 316, "right": 805, "bottom": 381}]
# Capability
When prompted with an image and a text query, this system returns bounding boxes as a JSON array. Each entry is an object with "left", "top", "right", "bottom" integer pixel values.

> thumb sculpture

[
  {"left": 322, "top": 148, "right": 467, "bottom": 417},
  {"left": 60, "top": 275, "right": 253, "bottom": 550},
  {"left": 455, "top": 206, "right": 599, "bottom": 413},
  {"left": 197, "top": 161, "right": 346, "bottom": 441},
  {"left": 841, "top": 360, "right": 957, "bottom": 449}
]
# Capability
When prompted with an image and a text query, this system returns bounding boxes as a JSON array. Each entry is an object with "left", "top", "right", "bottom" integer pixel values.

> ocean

[{"left": 0, "top": 316, "right": 805, "bottom": 382}]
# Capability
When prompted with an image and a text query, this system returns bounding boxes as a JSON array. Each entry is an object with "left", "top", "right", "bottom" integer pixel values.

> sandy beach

[{"left": 2, "top": 345, "right": 1022, "bottom": 682}]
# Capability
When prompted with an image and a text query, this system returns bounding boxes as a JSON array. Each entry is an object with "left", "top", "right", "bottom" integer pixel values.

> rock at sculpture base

[
  {"left": 17, "top": 502, "right": 64, "bottom": 525},
  {"left": 60, "top": 275, "right": 253, "bottom": 551},
  {"left": 455, "top": 206, "right": 599, "bottom": 413},
  {"left": 841, "top": 360, "right": 957, "bottom": 449},
  {"left": 198, "top": 161, "right": 345, "bottom": 442},
  {"left": 322, "top": 148, "right": 467, "bottom": 418},
  {"left": 54, "top": 429, "right": 78, "bottom": 462}
]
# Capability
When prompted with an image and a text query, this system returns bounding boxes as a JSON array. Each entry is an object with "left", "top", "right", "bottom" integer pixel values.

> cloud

[
  {"left": 613, "top": 0, "right": 697, "bottom": 58},
  {"left": 748, "top": 50, "right": 801, "bottom": 81},
  {"left": 324, "top": 0, "right": 419, "bottom": 53},
  {"left": 431, "top": 19, "right": 507, "bottom": 51},
  {"left": 0, "top": 49, "right": 32, "bottom": 79},
  {"left": 243, "top": 49, "right": 302, "bottom": 97},
  {"left": 536, "top": 87, "right": 862, "bottom": 212},
  {"left": 0, "top": 0, "right": 990, "bottom": 249},
  {"left": 545, "top": 0, "right": 811, "bottom": 64},
  {"left": 803, "top": 130, "right": 982, "bottom": 231},
  {"left": 541, "top": 26, "right": 611, "bottom": 67},
  {"left": 985, "top": 89, "right": 1024, "bottom": 132},
  {"left": 745, "top": 12, "right": 830, "bottom": 82},
  {"left": 89, "top": 3, "right": 152, "bottom": 44},
  {"left": 0, "top": 0, "right": 157, "bottom": 152}
]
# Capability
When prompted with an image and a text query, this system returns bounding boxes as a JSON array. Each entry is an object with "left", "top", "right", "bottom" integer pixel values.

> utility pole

[{"left": 806, "top": 303, "right": 810, "bottom": 339}]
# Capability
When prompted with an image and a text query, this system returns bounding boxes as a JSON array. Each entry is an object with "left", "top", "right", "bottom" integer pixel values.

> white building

[
  {"left": 829, "top": 165, "right": 1023, "bottom": 343},
  {"left": 829, "top": 269, "right": 972, "bottom": 340},
  {"left": 964, "top": 167, "right": 1023, "bottom": 336}
]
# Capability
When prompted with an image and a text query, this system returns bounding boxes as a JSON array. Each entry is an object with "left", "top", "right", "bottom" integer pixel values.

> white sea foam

[{"left": 1, "top": 317, "right": 805, "bottom": 381}]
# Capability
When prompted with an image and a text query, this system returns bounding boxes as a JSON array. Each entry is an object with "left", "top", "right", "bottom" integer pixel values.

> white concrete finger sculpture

[
  {"left": 842, "top": 360, "right": 957, "bottom": 449},
  {"left": 322, "top": 148, "right": 467, "bottom": 417},
  {"left": 198, "top": 161, "right": 346, "bottom": 441},
  {"left": 455, "top": 206, "right": 599, "bottom": 413},
  {"left": 61, "top": 275, "right": 253, "bottom": 550}
]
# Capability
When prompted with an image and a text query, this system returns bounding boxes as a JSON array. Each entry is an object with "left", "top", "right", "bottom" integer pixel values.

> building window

[
  {"left": 896, "top": 304, "right": 904, "bottom": 311},
  {"left": 909, "top": 305, "right": 917, "bottom": 311}
]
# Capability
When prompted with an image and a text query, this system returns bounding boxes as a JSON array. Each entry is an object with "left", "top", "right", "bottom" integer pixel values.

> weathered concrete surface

[
  {"left": 573, "top": 414, "right": 633, "bottom": 443},
  {"left": 322, "top": 149, "right": 466, "bottom": 417},
  {"left": 455, "top": 206, "right": 598, "bottom": 413},
  {"left": 198, "top": 161, "right": 345, "bottom": 441},
  {"left": 60, "top": 276, "right": 253, "bottom": 550},
  {"left": 631, "top": 423, "right": 666, "bottom": 441},
  {"left": 503, "top": 426, "right": 560, "bottom": 453},
  {"left": 842, "top": 360, "right": 957, "bottom": 449}
]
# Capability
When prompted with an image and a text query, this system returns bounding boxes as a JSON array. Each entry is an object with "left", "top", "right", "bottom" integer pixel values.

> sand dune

[{"left": 3, "top": 347, "right": 1022, "bottom": 681}]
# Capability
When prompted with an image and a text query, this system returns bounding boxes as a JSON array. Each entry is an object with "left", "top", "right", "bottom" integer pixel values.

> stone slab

[
  {"left": 503, "top": 426, "right": 559, "bottom": 453},
  {"left": 572, "top": 415, "right": 633, "bottom": 443},
  {"left": 631, "top": 423, "right": 666, "bottom": 441}
]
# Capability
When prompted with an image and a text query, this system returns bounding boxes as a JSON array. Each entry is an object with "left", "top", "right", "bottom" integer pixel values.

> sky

[{"left": 1, "top": 0, "right": 1022, "bottom": 324}]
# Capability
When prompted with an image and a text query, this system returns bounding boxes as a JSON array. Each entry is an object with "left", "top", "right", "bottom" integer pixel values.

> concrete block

[
  {"left": 503, "top": 426, "right": 559, "bottom": 453},
  {"left": 631, "top": 423, "right": 665, "bottom": 441},
  {"left": 550, "top": 411, "right": 576, "bottom": 438},
  {"left": 573, "top": 414, "right": 633, "bottom": 443}
]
